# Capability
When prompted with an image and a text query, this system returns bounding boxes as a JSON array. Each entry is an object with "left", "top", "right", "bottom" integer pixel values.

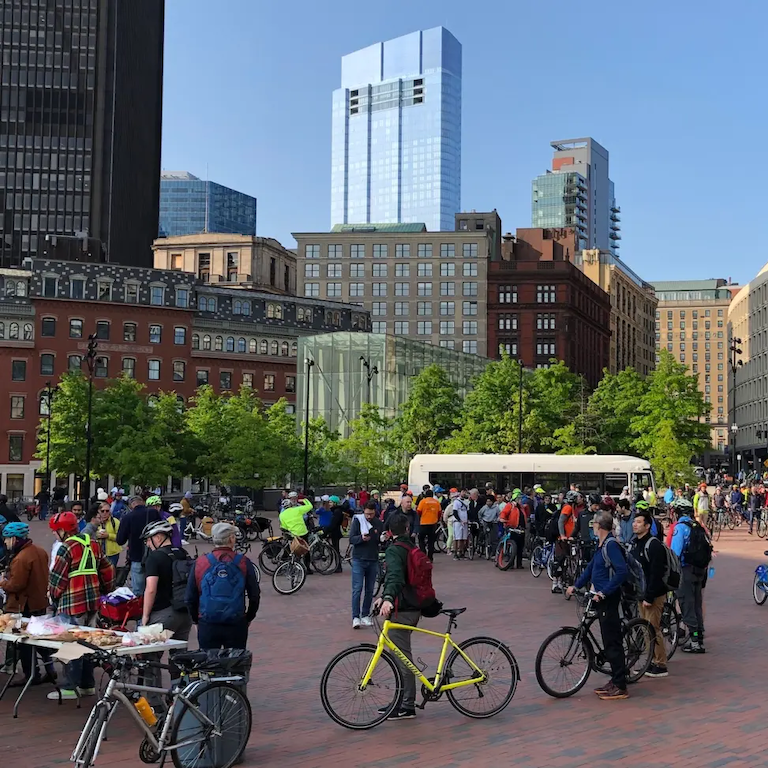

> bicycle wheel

[
  {"left": 272, "top": 559, "right": 306, "bottom": 595},
  {"left": 758, "top": 519, "right": 768, "bottom": 539},
  {"left": 530, "top": 546, "right": 544, "bottom": 578},
  {"left": 496, "top": 540, "right": 515, "bottom": 571},
  {"left": 320, "top": 644, "right": 403, "bottom": 730},
  {"left": 244, "top": 526, "right": 260, "bottom": 542},
  {"left": 660, "top": 601, "right": 681, "bottom": 661},
  {"left": 753, "top": 573, "right": 768, "bottom": 605},
  {"left": 466, "top": 534, "right": 475, "bottom": 561},
  {"left": 435, "top": 525, "right": 447, "bottom": 554},
  {"left": 258, "top": 541, "right": 284, "bottom": 575},
  {"left": 71, "top": 702, "right": 111, "bottom": 768},
  {"left": 623, "top": 618, "right": 655, "bottom": 682},
  {"left": 443, "top": 637, "right": 519, "bottom": 719},
  {"left": 311, "top": 541, "right": 338, "bottom": 575},
  {"left": 372, "top": 562, "right": 386, "bottom": 597},
  {"left": 535, "top": 628, "right": 592, "bottom": 698},
  {"left": 171, "top": 682, "right": 252, "bottom": 768},
  {"left": 343, "top": 543, "right": 353, "bottom": 563}
]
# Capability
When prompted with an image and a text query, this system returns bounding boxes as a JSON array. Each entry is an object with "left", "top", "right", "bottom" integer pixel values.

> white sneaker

[
  {"left": 360, "top": 617, "right": 374, "bottom": 627},
  {"left": 352, "top": 617, "right": 361, "bottom": 629},
  {"left": 181, "top": 539, "right": 189, "bottom": 546}
]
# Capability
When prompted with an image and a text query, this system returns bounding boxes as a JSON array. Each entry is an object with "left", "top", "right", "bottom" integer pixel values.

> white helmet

[
  {"left": 141, "top": 519, "right": 174, "bottom": 541},
  {"left": 169, "top": 503, "right": 183, "bottom": 514}
]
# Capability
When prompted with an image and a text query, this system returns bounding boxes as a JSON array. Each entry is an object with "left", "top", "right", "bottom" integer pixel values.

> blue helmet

[
  {"left": 3, "top": 522, "right": 29, "bottom": 538},
  {"left": 433, "top": 485, "right": 444, "bottom": 493}
]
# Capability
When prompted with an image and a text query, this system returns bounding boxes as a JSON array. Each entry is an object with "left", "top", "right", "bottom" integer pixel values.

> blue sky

[{"left": 162, "top": 0, "right": 766, "bottom": 286}]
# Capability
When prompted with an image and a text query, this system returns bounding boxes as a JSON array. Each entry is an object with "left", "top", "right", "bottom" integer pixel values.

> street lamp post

[
  {"left": 359, "top": 355, "right": 379, "bottom": 404},
  {"left": 83, "top": 334, "right": 98, "bottom": 500},
  {"left": 518, "top": 360, "right": 524, "bottom": 454},
  {"left": 302, "top": 358, "right": 315, "bottom": 494},
  {"left": 44, "top": 381, "right": 54, "bottom": 488},
  {"left": 729, "top": 336, "right": 743, "bottom": 480}
]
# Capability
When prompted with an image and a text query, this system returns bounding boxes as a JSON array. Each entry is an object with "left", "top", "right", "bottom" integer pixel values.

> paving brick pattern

[{"left": 3, "top": 523, "right": 767, "bottom": 767}]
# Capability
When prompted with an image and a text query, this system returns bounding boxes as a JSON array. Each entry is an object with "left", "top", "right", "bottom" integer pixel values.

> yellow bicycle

[{"left": 320, "top": 607, "right": 519, "bottom": 729}]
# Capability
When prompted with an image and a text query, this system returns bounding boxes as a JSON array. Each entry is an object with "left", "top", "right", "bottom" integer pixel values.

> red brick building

[{"left": 487, "top": 227, "right": 610, "bottom": 388}]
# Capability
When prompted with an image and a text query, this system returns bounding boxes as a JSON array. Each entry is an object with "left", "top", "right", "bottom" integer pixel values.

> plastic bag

[{"left": 26, "top": 614, "right": 75, "bottom": 636}]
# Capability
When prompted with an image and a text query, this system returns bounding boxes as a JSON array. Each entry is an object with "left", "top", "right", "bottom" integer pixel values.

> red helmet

[{"left": 49, "top": 511, "right": 78, "bottom": 534}]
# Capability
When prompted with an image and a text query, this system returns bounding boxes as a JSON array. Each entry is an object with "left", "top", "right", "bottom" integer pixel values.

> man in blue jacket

[
  {"left": 567, "top": 510, "right": 628, "bottom": 700},
  {"left": 670, "top": 498, "right": 705, "bottom": 653}
]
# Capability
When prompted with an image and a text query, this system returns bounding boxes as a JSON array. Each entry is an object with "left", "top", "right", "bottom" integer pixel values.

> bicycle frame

[{"left": 360, "top": 620, "right": 486, "bottom": 695}]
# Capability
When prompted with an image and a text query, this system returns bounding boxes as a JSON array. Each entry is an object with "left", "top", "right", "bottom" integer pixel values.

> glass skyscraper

[
  {"left": 159, "top": 172, "right": 257, "bottom": 237},
  {"left": 331, "top": 27, "right": 461, "bottom": 233}
]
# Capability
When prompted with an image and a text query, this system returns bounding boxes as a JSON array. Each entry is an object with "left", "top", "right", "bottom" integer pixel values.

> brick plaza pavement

[{"left": 2, "top": 522, "right": 767, "bottom": 768}]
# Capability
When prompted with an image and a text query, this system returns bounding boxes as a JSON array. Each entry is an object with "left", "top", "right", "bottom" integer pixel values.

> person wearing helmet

[
  {"left": 116, "top": 495, "right": 162, "bottom": 596},
  {"left": 694, "top": 483, "right": 710, "bottom": 532},
  {"left": 581, "top": 494, "right": 603, "bottom": 549},
  {"left": 0, "top": 522, "right": 55, "bottom": 687},
  {"left": 49, "top": 511, "right": 115, "bottom": 699},
  {"left": 551, "top": 491, "right": 578, "bottom": 593},
  {"left": 110, "top": 488, "right": 127, "bottom": 520},
  {"left": 368, "top": 489, "right": 381, "bottom": 516},
  {"left": 499, "top": 491, "right": 526, "bottom": 569}
]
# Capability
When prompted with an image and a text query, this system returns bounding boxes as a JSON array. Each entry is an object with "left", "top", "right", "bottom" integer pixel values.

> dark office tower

[{"left": 0, "top": 0, "right": 164, "bottom": 268}]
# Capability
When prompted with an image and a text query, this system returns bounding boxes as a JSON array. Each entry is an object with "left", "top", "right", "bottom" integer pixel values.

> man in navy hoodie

[
  {"left": 116, "top": 496, "right": 161, "bottom": 596},
  {"left": 568, "top": 510, "right": 628, "bottom": 700}
]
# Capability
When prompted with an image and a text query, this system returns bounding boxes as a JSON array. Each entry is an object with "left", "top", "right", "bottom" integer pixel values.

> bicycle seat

[{"left": 439, "top": 607, "right": 467, "bottom": 619}]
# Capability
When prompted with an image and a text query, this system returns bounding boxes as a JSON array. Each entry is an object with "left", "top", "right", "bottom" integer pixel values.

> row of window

[
  {"left": 304, "top": 243, "right": 479, "bottom": 259},
  {"left": 497, "top": 285, "right": 558, "bottom": 304},
  {"left": 305, "top": 282, "right": 479, "bottom": 299},
  {"left": 39, "top": 317, "right": 190, "bottom": 345},
  {"left": 372, "top": 301, "right": 479, "bottom": 317},
  {"left": 369, "top": 319, "right": 480, "bottom": 342},
  {"left": 658, "top": 321, "right": 722, "bottom": 331},
  {"left": 657, "top": 309, "right": 724, "bottom": 319},
  {"left": 304, "top": 263, "right": 479, "bottom": 279},
  {"left": 191, "top": 335, "right": 298, "bottom": 357},
  {"left": 0, "top": 321, "right": 33, "bottom": 340}
]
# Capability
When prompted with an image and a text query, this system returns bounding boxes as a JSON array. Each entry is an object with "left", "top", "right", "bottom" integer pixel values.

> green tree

[
  {"left": 395, "top": 364, "right": 462, "bottom": 455},
  {"left": 264, "top": 398, "right": 302, "bottom": 487},
  {"left": 630, "top": 349, "right": 711, "bottom": 486},
  {"left": 303, "top": 416, "right": 344, "bottom": 489},
  {"left": 186, "top": 386, "right": 229, "bottom": 481},
  {"left": 587, "top": 367, "right": 649, "bottom": 454},
  {"left": 340, "top": 404, "right": 398, "bottom": 489},
  {"left": 527, "top": 362, "right": 585, "bottom": 452}
]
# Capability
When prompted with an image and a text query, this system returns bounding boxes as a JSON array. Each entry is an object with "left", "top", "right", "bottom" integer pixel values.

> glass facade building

[
  {"left": 159, "top": 172, "right": 257, "bottom": 237},
  {"left": 531, "top": 172, "right": 588, "bottom": 250},
  {"left": 331, "top": 27, "right": 462, "bottom": 233},
  {"left": 0, "top": 0, "right": 165, "bottom": 268},
  {"left": 297, "top": 332, "right": 487, "bottom": 436}
]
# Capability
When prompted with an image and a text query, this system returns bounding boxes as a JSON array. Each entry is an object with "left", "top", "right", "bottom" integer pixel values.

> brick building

[
  {"left": 0, "top": 259, "right": 369, "bottom": 499},
  {"left": 486, "top": 228, "right": 611, "bottom": 388}
]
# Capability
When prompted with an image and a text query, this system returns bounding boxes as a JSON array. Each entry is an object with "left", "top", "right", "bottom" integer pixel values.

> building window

[
  {"left": 145, "top": 359, "right": 159, "bottom": 381},
  {"left": 499, "top": 285, "right": 517, "bottom": 304},
  {"left": 280, "top": 342, "right": 289, "bottom": 357},
  {"left": 536, "top": 340, "right": 556, "bottom": 356},
  {"left": 95, "top": 320, "right": 110, "bottom": 340},
  {"left": 463, "top": 340, "right": 478, "bottom": 354},
  {"left": 170, "top": 254, "right": 183, "bottom": 271},
  {"left": 70, "top": 278, "right": 86, "bottom": 299},
  {"left": 150, "top": 286, "right": 165, "bottom": 306},
  {"left": 395, "top": 282, "right": 409, "bottom": 296},
  {"left": 395, "top": 244, "right": 410, "bottom": 258},
  {"left": 43, "top": 276, "right": 58, "bottom": 297},
  {"left": 68, "top": 355, "right": 82, "bottom": 370},
  {"left": 418, "top": 243, "right": 433, "bottom": 258},
  {"left": 198, "top": 296, "right": 215, "bottom": 312},
  {"left": 463, "top": 262, "right": 478, "bottom": 277},
  {"left": 394, "top": 302, "right": 409, "bottom": 316},
  {"left": 264, "top": 374, "right": 275, "bottom": 391},
  {"left": 122, "top": 358, "right": 136, "bottom": 379},
  {"left": 536, "top": 313, "right": 556, "bottom": 330},
  {"left": 22, "top": 323, "right": 32, "bottom": 340},
  {"left": 440, "top": 320, "right": 455, "bottom": 335},
  {"left": 305, "top": 244, "right": 320, "bottom": 259},
  {"left": 463, "top": 243, "right": 478, "bottom": 258},
  {"left": 39, "top": 392, "right": 51, "bottom": 416},
  {"left": 462, "top": 282, "right": 478, "bottom": 297},
  {"left": 214, "top": 336, "right": 223, "bottom": 351},
  {"left": 125, "top": 283, "right": 139, "bottom": 303},
  {"left": 41, "top": 317, "right": 56, "bottom": 337},
  {"left": 242, "top": 372, "right": 254, "bottom": 388},
  {"left": 440, "top": 282, "right": 455, "bottom": 297},
  {"left": 417, "top": 301, "right": 432, "bottom": 316},
  {"left": 440, "top": 301, "right": 455, "bottom": 316},
  {"left": 373, "top": 244, "right": 387, "bottom": 258},
  {"left": 373, "top": 283, "right": 387, "bottom": 297},
  {"left": 499, "top": 341, "right": 518, "bottom": 357},
  {"left": 225, "top": 337, "right": 235, "bottom": 353},
  {"left": 305, "top": 264, "right": 320, "bottom": 279},
  {"left": 327, "top": 244, "right": 343, "bottom": 258},
  {"left": 8, "top": 435, "right": 23, "bottom": 462},
  {"left": 97, "top": 281, "right": 112, "bottom": 301},
  {"left": 123, "top": 322, "right": 138, "bottom": 342},
  {"left": 267, "top": 303, "right": 283, "bottom": 319},
  {"left": 394, "top": 321, "right": 409, "bottom": 335},
  {"left": 270, "top": 340, "right": 279, "bottom": 355},
  {"left": 440, "top": 263, "right": 455, "bottom": 277},
  {"left": 326, "top": 283, "right": 342, "bottom": 298},
  {"left": 286, "top": 375, "right": 296, "bottom": 393},
  {"left": 463, "top": 301, "right": 477, "bottom": 316},
  {"left": 8, "top": 322, "right": 18, "bottom": 340},
  {"left": 40, "top": 353, "right": 55, "bottom": 376},
  {"left": 197, "top": 253, "right": 211, "bottom": 282},
  {"left": 439, "top": 340, "right": 456, "bottom": 349},
  {"left": 149, "top": 325, "right": 162, "bottom": 344},
  {"left": 10, "top": 396, "right": 24, "bottom": 419},
  {"left": 291, "top": 342, "right": 298, "bottom": 357},
  {"left": 69, "top": 319, "right": 83, "bottom": 338},
  {"left": 372, "top": 321, "right": 387, "bottom": 334},
  {"left": 395, "top": 263, "right": 410, "bottom": 278},
  {"left": 197, "top": 369, "right": 209, "bottom": 386},
  {"left": 327, "top": 264, "right": 342, "bottom": 278},
  {"left": 94, "top": 357, "right": 108, "bottom": 378},
  {"left": 536, "top": 285, "right": 556, "bottom": 303},
  {"left": 417, "top": 321, "right": 432, "bottom": 335},
  {"left": 259, "top": 340, "right": 268, "bottom": 354},
  {"left": 499, "top": 314, "right": 517, "bottom": 331},
  {"left": 220, "top": 371, "right": 232, "bottom": 390},
  {"left": 349, "top": 263, "right": 365, "bottom": 278},
  {"left": 349, "top": 283, "right": 364, "bottom": 297},
  {"left": 462, "top": 321, "right": 478, "bottom": 335},
  {"left": 227, "top": 252, "right": 239, "bottom": 282},
  {"left": 372, "top": 302, "right": 386, "bottom": 316},
  {"left": 305, "top": 283, "right": 320, "bottom": 298},
  {"left": 372, "top": 264, "right": 388, "bottom": 278},
  {"left": 440, "top": 243, "right": 455, "bottom": 258},
  {"left": 170, "top": 326, "right": 185, "bottom": 346},
  {"left": 351, "top": 244, "right": 365, "bottom": 258},
  {"left": 417, "top": 263, "right": 432, "bottom": 277}
]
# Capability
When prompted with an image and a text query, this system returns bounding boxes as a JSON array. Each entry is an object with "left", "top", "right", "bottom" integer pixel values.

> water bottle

[
  {"left": 708, "top": 565, "right": 715, "bottom": 579},
  {"left": 134, "top": 696, "right": 157, "bottom": 727}
]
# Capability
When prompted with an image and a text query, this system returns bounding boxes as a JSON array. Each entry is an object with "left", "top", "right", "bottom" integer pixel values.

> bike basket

[
  {"left": 289, "top": 537, "right": 309, "bottom": 556},
  {"left": 98, "top": 595, "right": 143, "bottom": 628},
  {"left": 755, "top": 564, "right": 768, "bottom": 581}
]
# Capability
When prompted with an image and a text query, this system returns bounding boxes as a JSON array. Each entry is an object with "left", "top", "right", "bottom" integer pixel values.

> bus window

[
  {"left": 568, "top": 473, "right": 603, "bottom": 494},
  {"left": 604, "top": 473, "right": 629, "bottom": 497},
  {"left": 633, "top": 472, "right": 654, "bottom": 494},
  {"left": 428, "top": 473, "right": 461, "bottom": 490},
  {"left": 533, "top": 473, "right": 567, "bottom": 495}
]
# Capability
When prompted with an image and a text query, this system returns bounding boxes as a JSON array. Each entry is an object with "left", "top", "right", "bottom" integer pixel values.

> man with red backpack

[{"left": 374, "top": 512, "right": 439, "bottom": 720}]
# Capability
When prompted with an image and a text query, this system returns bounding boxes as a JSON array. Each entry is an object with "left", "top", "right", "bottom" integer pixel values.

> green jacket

[
  {"left": 382, "top": 537, "right": 419, "bottom": 611},
  {"left": 278, "top": 500, "right": 313, "bottom": 537}
]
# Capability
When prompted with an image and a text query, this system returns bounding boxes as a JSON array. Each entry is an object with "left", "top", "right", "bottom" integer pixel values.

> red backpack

[{"left": 394, "top": 542, "right": 439, "bottom": 615}]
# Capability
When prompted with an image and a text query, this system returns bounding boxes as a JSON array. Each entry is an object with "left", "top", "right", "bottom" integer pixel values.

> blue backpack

[{"left": 199, "top": 553, "right": 246, "bottom": 624}]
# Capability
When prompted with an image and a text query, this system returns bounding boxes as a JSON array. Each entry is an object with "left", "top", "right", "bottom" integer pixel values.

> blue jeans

[
  {"left": 130, "top": 561, "right": 146, "bottom": 596},
  {"left": 351, "top": 559, "right": 379, "bottom": 620},
  {"left": 38, "top": 503, "right": 48, "bottom": 521},
  {"left": 60, "top": 613, "right": 96, "bottom": 691},
  {"left": 107, "top": 554, "right": 119, "bottom": 568}
]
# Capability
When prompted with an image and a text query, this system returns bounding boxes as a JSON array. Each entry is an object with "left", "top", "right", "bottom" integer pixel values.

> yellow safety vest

[{"left": 67, "top": 534, "right": 98, "bottom": 577}]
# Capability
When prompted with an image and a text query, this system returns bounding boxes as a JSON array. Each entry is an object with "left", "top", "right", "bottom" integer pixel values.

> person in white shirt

[{"left": 451, "top": 490, "right": 470, "bottom": 560}]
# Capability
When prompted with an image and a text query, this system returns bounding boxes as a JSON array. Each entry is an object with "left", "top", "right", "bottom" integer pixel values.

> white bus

[{"left": 407, "top": 454, "right": 655, "bottom": 498}]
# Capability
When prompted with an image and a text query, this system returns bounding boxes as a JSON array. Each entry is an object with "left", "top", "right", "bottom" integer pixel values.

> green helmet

[
  {"left": 145, "top": 495, "right": 162, "bottom": 507},
  {"left": 511, "top": 489, "right": 522, "bottom": 501},
  {"left": 635, "top": 500, "right": 650, "bottom": 511},
  {"left": 329, "top": 495, "right": 341, "bottom": 504}
]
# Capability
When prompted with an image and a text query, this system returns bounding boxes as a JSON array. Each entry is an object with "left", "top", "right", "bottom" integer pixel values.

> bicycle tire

[
  {"left": 170, "top": 682, "right": 252, "bottom": 768},
  {"left": 727, "top": 513, "right": 736, "bottom": 530},
  {"left": 435, "top": 526, "right": 447, "bottom": 554},
  {"left": 443, "top": 636, "right": 519, "bottom": 719},
  {"left": 244, "top": 526, "right": 259, "bottom": 542},
  {"left": 272, "top": 560, "right": 306, "bottom": 595},
  {"left": 592, "top": 617, "right": 654, "bottom": 683},
  {"left": 753, "top": 573, "right": 768, "bottom": 605},
  {"left": 660, "top": 601, "right": 681, "bottom": 661},
  {"left": 530, "top": 546, "right": 544, "bottom": 578},
  {"left": 72, "top": 701, "right": 110, "bottom": 768},
  {"left": 373, "top": 562, "right": 386, "bottom": 597},
  {"left": 320, "top": 643, "right": 403, "bottom": 730},
  {"left": 258, "top": 541, "right": 284, "bottom": 575},
  {"left": 311, "top": 542, "right": 338, "bottom": 575},
  {"left": 496, "top": 540, "right": 515, "bottom": 571},
  {"left": 535, "top": 627, "right": 593, "bottom": 698},
  {"left": 466, "top": 535, "right": 475, "bottom": 561},
  {"left": 758, "top": 519, "right": 768, "bottom": 539}
]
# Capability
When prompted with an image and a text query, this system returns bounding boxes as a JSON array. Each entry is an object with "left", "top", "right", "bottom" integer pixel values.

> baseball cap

[
  {"left": 211, "top": 522, "right": 238, "bottom": 541},
  {"left": 321, "top": 494, "right": 330, "bottom": 502}
]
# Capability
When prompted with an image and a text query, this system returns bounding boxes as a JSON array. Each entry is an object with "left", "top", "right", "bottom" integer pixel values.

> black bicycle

[{"left": 535, "top": 589, "right": 655, "bottom": 698}]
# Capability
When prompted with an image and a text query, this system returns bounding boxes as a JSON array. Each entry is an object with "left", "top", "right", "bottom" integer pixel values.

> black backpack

[
  {"left": 166, "top": 548, "right": 194, "bottom": 612},
  {"left": 545, "top": 510, "right": 561, "bottom": 543},
  {"left": 681, "top": 520, "right": 713, "bottom": 570}
]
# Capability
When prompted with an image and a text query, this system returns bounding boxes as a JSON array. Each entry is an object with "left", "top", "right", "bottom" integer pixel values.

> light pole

[
  {"left": 83, "top": 334, "right": 98, "bottom": 500},
  {"left": 302, "top": 358, "right": 315, "bottom": 494},
  {"left": 360, "top": 355, "right": 379, "bottom": 404},
  {"left": 729, "top": 336, "right": 743, "bottom": 480},
  {"left": 43, "top": 381, "right": 54, "bottom": 488},
  {"left": 518, "top": 360, "right": 524, "bottom": 454}
]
